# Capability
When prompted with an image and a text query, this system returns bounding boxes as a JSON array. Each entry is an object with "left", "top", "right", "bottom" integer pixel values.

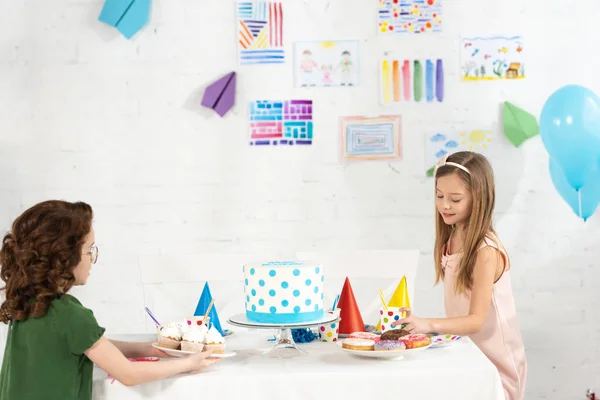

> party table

[{"left": 93, "top": 330, "right": 504, "bottom": 400}]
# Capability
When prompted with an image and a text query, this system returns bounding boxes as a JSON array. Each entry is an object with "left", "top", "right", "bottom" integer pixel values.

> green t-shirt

[{"left": 0, "top": 294, "right": 105, "bottom": 400}]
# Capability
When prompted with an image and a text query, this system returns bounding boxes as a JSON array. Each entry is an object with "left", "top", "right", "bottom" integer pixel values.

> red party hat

[{"left": 336, "top": 277, "right": 365, "bottom": 334}]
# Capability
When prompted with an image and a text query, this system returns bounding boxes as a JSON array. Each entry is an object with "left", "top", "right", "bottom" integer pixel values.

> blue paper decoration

[
  {"left": 193, "top": 282, "right": 224, "bottom": 336},
  {"left": 291, "top": 328, "right": 318, "bottom": 343}
]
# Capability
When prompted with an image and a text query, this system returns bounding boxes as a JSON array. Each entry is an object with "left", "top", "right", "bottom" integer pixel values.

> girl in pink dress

[{"left": 393, "top": 151, "right": 527, "bottom": 400}]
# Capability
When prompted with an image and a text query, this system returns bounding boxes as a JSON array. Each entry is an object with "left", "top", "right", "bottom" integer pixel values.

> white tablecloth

[{"left": 93, "top": 331, "right": 505, "bottom": 400}]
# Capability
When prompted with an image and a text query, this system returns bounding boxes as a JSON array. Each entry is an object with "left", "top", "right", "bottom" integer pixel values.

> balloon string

[{"left": 578, "top": 189, "right": 582, "bottom": 218}]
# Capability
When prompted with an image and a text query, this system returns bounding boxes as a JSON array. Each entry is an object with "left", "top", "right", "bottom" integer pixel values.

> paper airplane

[
  {"left": 503, "top": 101, "right": 539, "bottom": 147},
  {"left": 98, "top": 0, "right": 151, "bottom": 40},
  {"left": 201, "top": 72, "right": 236, "bottom": 117}
]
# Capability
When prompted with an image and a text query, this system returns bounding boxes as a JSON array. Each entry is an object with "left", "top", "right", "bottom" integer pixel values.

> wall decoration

[
  {"left": 201, "top": 72, "right": 236, "bottom": 117},
  {"left": 98, "top": 0, "right": 151, "bottom": 39},
  {"left": 425, "top": 129, "right": 494, "bottom": 176},
  {"left": 380, "top": 58, "right": 444, "bottom": 104},
  {"left": 249, "top": 100, "right": 313, "bottom": 145},
  {"left": 377, "top": 0, "right": 442, "bottom": 35},
  {"left": 461, "top": 36, "right": 525, "bottom": 81},
  {"left": 293, "top": 41, "right": 359, "bottom": 88},
  {"left": 339, "top": 115, "right": 402, "bottom": 161},
  {"left": 237, "top": 1, "right": 284, "bottom": 65},
  {"left": 503, "top": 101, "right": 539, "bottom": 147}
]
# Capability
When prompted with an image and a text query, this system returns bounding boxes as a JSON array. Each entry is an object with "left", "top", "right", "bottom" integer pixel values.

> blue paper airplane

[
  {"left": 193, "top": 282, "right": 224, "bottom": 336},
  {"left": 98, "top": 0, "right": 151, "bottom": 40}
]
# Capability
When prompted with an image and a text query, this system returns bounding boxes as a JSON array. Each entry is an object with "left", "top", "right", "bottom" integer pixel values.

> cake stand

[{"left": 228, "top": 313, "right": 338, "bottom": 359}]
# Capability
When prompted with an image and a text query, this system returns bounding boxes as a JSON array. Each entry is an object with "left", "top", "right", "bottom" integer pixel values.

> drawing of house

[{"left": 506, "top": 63, "right": 521, "bottom": 79}]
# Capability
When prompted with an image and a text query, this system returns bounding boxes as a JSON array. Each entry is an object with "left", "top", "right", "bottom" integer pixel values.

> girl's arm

[
  {"left": 108, "top": 339, "right": 158, "bottom": 358},
  {"left": 426, "top": 246, "right": 501, "bottom": 335},
  {"left": 108, "top": 340, "right": 153, "bottom": 359},
  {"left": 85, "top": 337, "right": 218, "bottom": 386}
]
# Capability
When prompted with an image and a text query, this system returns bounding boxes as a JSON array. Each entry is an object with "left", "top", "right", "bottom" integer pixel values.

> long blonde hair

[{"left": 433, "top": 151, "right": 502, "bottom": 295}]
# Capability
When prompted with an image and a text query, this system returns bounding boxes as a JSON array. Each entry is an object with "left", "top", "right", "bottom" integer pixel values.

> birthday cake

[{"left": 243, "top": 261, "right": 324, "bottom": 323}]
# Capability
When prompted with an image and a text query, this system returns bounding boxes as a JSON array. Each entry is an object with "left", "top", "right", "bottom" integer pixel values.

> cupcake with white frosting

[
  {"left": 181, "top": 325, "right": 208, "bottom": 352},
  {"left": 204, "top": 326, "right": 225, "bottom": 354},
  {"left": 157, "top": 322, "right": 182, "bottom": 349}
]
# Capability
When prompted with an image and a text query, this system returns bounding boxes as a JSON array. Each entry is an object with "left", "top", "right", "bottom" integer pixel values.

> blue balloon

[
  {"left": 549, "top": 157, "right": 600, "bottom": 221},
  {"left": 540, "top": 85, "right": 600, "bottom": 189}
]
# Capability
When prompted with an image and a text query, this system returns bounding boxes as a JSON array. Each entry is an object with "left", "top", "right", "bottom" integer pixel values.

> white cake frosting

[
  {"left": 206, "top": 326, "right": 225, "bottom": 344},
  {"left": 158, "top": 323, "right": 182, "bottom": 340},
  {"left": 243, "top": 261, "right": 324, "bottom": 323},
  {"left": 182, "top": 325, "right": 208, "bottom": 343}
]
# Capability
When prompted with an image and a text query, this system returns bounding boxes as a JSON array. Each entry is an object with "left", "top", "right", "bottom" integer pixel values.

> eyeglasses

[{"left": 84, "top": 245, "right": 99, "bottom": 264}]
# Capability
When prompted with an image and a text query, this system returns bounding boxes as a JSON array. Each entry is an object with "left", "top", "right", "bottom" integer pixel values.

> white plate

[
  {"left": 430, "top": 334, "right": 462, "bottom": 347},
  {"left": 228, "top": 313, "right": 338, "bottom": 328},
  {"left": 152, "top": 343, "right": 236, "bottom": 358},
  {"left": 340, "top": 342, "right": 432, "bottom": 359},
  {"left": 341, "top": 348, "right": 405, "bottom": 359}
]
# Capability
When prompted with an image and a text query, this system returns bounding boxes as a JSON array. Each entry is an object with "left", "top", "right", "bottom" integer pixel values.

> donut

[
  {"left": 380, "top": 329, "right": 411, "bottom": 341},
  {"left": 374, "top": 340, "right": 406, "bottom": 351},
  {"left": 399, "top": 334, "right": 431, "bottom": 349},
  {"left": 348, "top": 332, "right": 381, "bottom": 342},
  {"left": 341, "top": 338, "right": 375, "bottom": 351}
]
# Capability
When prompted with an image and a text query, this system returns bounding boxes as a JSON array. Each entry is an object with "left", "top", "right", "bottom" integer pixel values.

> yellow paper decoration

[{"left": 375, "top": 275, "right": 411, "bottom": 331}]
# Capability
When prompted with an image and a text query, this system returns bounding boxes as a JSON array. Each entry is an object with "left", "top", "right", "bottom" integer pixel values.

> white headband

[{"left": 434, "top": 154, "right": 471, "bottom": 176}]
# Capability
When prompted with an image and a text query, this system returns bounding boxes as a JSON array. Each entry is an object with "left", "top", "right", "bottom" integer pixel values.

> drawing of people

[
  {"left": 321, "top": 65, "right": 333, "bottom": 86},
  {"left": 338, "top": 50, "right": 353, "bottom": 86},
  {"left": 299, "top": 50, "right": 318, "bottom": 87}
]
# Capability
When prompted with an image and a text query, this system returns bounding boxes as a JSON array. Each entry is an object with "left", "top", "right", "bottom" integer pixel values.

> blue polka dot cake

[{"left": 243, "top": 261, "right": 324, "bottom": 323}]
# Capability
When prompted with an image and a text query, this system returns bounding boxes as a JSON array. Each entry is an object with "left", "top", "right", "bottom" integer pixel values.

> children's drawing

[
  {"left": 461, "top": 36, "right": 525, "bottom": 81},
  {"left": 378, "top": 0, "right": 442, "bottom": 35},
  {"left": 424, "top": 129, "right": 494, "bottom": 176},
  {"left": 249, "top": 100, "right": 313, "bottom": 146},
  {"left": 293, "top": 41, "right": 359, "bottom": 88},
  {"left": 237, "top": 1, "right": 284, "bottom": 65},
  {"left": 340, "top": 115, "right": 402, "bottom": 161},
  {"left": 380, "top": 58, "right": 444, "bottom": 105}
]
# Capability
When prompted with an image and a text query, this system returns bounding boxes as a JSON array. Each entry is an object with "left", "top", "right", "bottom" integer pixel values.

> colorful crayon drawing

[
  {"left": 293, "top": 40, "right": 360, "bottom": 88},
  {"left": 461, "top": 36, "right": 525, "bottom": 81},
  {"left": 377, "top": 0, "right": 442, "bottom": 35},
  {"left": 237, "top": 1, "right": 284, "bottom": 65},
  {"left": 380, "top": 58, "right": 444, "bottom": 105},
  {"left": 249, "top": 100, "right": 313, "bottom": 146},
  {"left": 340, "top": 115, "right": 402, "bottom": 161},
  {"left": 424, "top": 129, "right": 494, "bottom": 176}
]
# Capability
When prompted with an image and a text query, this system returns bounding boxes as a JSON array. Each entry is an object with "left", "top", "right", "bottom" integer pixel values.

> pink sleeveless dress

[{"left": 442, "top": 235, "right": 527, "bottom": 400}]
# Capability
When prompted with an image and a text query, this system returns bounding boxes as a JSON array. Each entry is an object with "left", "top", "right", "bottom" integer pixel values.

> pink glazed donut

[{"left": 348, "top": 332, "right": 381, "bottom": 342}]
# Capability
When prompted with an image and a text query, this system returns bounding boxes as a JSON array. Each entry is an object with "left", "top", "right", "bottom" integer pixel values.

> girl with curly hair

[{"left": 0, "top": 200, "right": 218, "bottom": 400}]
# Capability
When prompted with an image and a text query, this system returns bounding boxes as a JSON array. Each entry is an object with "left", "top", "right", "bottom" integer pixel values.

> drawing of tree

[
  {"left": 480, "top": 65, "right": 486, "bottom": 76},
  {"left": 475, "top": 69, "right": 480, "bottom": 78},
  {"left": 462, "top": 61, "right": 476, "bottom": 77},
  {"left": 492, "top": 60, "right": 505, "bottom": 77}
]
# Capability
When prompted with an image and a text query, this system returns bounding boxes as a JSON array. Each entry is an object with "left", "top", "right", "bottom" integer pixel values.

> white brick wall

[{"left": 1, "top": 0, "right": 599, "bottom": 398}]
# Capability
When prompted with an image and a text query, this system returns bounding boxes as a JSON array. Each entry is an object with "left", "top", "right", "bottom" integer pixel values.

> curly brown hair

[{"left": 0, "top": 200, "right": 94, "bottom": 323}]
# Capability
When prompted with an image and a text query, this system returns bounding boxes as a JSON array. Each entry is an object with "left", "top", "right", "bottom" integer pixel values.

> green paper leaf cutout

[{"left": 503, "top": 101, "right": 540, "bottom": 147}]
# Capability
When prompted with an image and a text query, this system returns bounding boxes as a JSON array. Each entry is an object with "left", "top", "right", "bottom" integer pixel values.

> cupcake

[
  {"left": 157, "top": 323, "right": 182, "bottom": 349},
  {"left": 181, "top": 325, "right": 208, "bottom": 353},
  {"left": 203, "top": 326, "right": 225, "bottom": 354}
]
